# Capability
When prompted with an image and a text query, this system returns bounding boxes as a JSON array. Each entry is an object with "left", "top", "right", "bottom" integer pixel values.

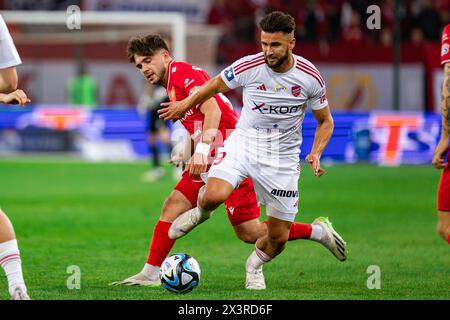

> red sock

[
  {"left": 262, "top": 221, "right": 312, "bottom": 240},
  {"left": 288, "top": 222, "right": 312, "bottom": 240},
  {"left": 146, "top": 220, "right": 175, "bottom": 267}
]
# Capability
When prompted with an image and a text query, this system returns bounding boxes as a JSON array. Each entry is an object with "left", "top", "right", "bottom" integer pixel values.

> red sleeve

[
  {"left": 442, "top": 24, "right": 450, "bottom": 66},
  {"left": 170, "top": 63, "right": 210, "bottom": 107}
]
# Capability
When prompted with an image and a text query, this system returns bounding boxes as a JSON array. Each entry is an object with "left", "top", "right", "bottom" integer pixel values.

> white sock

[
  {"left": 142, "top": 263, "right": 160, "bottom": 280},
  {"left": 310, "top": 224, "right": 324, "bottom": 241},
  {"left": 196, "top": 185, "right": 213, "bottom": 221},
  {"left": 246, "top": 246, "right": 272, "bottom": 271},
  {"left": 0, "top": 239, "right": 27, "bottom": 296}
]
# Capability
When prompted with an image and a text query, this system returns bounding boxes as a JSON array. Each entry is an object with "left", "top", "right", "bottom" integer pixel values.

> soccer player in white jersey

[
  {"left": 0, "top": 14, "right": 31, "bottom": 300},
  {"left": 159, "top": 11, "right": 346, "bottom": 290}
]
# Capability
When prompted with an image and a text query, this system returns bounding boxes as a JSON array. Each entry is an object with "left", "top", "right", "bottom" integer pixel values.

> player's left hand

[
  {"left": 186, "top": 152, "right": 208, "bottom": 177},
  {"left": 158, "top": 101, "right": 188, "bottom": 121},
  {"left": 168, "top": 142, "right": 187, "bottom": 170},
  {"left": 0, "top": 89, "right": 31, "bottom": 106},
  {"left": 305, "top": 153, "right": 325, "bottom": 177},
  {"left": 432, "top": 139, "right": 449, "bottom": 169}
]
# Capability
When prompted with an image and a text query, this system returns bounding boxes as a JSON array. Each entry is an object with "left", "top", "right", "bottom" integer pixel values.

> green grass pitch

[{"left": 0, "top": 157, "right": 448, "bottom": 300}]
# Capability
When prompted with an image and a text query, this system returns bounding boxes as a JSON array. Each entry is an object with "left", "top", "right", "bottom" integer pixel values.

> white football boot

[
  {"left": 110, "top": 271, "right": 161, "bottom": 287},
  {"left": 168, "top": 207, "right": 212, "bottom": 240},
  {"left": 10, "top": 287, "right": 31, "bottom": 300},
  {"left": 245, "top": 268, "right": 266, "bottom": 290},
  {"left": 245, "top": 254, "right": 266, "bottom": 290},
  {"left": 312, "top": 217, "right": 347, "bottom": 261}
]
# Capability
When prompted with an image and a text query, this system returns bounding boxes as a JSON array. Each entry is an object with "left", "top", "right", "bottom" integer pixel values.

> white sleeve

[
  {"left": 220, "top": 55, "right": 257, "bottom": 90},
  {"left": 0, "top": 15, "right": 22, "bottom": 69},
  {"left": 308, "top": 78, "right": 328, "bottom": 110}
]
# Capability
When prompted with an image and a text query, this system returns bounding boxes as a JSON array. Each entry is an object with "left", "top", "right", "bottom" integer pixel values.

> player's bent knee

[{"left": 199, "top": 188, "right": 227, "bottom": 211}]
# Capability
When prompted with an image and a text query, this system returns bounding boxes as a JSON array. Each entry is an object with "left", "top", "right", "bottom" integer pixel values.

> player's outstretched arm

[
  {"left": 158, "top": 75, "right": 230, "bottom": 120},
  {"left": 186, "top": 98, "right": 222, "bottom": 177},
  {"left": 433, "top": 62, "right": 450, "bottom": 169},
  {"left": 305, "top": 106, "right": 334, "bottom": 177}
]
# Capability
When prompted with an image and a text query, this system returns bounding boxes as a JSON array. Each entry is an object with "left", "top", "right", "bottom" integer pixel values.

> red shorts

[
  {"left": 438, "top": 158, "right": 450, "bottom": 211},
  {"left": 174, "top": 171, "right": 260, "bottom": 226}
]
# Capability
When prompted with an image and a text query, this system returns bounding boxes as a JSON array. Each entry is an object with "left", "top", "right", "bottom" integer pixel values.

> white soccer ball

[{"left": 160, "top": 253, "right": 201, "bottom": 293}]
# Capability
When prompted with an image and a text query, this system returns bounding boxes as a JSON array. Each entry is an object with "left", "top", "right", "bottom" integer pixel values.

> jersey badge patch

[
  {"left": 274, "top": 84, "right": 287, "bottom": 93},
  {"left": 189, "top": 86, "right": 200, "bottom": 96},
  {"left": 442, "top": 43, "right": 449, "bottom": 56},
  {"left": 224, "top": 67, "right": 235, "bottom": 81},
  {"left": 291, "top": 85, "right": 302, "bottom": 97}
]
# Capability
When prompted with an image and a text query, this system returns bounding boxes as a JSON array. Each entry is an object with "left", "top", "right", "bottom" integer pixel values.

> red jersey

[
  {"left": 442, "top": 24, "right": 450, "bottom": 66},
  {"left": 165, "top": 60, "right": 239, "bottom": 155}
]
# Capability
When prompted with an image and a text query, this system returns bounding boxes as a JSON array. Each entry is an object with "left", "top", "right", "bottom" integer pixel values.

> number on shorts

[{"left": 213, "top": 151, "right": 226, "bottom": 166}]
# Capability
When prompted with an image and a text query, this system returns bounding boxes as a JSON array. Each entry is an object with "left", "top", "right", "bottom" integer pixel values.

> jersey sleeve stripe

[
  {"left": 234, "top": 53, "right": 264, "bottom": 69},
  {"left": 299, "top": 58, "right": 322, "bottom": 74},
  {"left": 235, "top": 57, "right": 265, "bottom": 73},
  {"left": 296, "top": 65, "right": 324, "bottom": 87},
  {"left": 296, "top": 61, "right": 325, "bottom": 86},
  {"left": 235, "top": 61, "right": 265, "bottom": 75},
  {"left": 297, "top": 60, "right": 325, "bottom": 82}
]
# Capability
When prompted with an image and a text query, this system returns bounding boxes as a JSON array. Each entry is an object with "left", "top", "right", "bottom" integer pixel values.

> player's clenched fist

[
  {"left": 0, "top": 89, "right": 31, "bottom": 106},
  {"left": 432, "top": 139, "right": 449, "bottom": 169},
  {"left": 305, "top": 153, "right": 325, "bottom": 177}
]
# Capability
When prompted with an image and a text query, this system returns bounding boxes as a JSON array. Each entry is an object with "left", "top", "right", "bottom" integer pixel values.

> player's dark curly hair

[
  {"left": 259, "top": 11, "right": 296, "bottom": 34},
  {"left": 127, "top": 35, "right": 169, "bottom": 63}
]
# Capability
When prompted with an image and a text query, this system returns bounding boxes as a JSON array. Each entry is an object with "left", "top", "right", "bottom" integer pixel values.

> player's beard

[
  {"left": 148, "top": 65, "right": 166, "bottom": 86},
  {"left": 158, "top": 65, "right": 168, "bottom": 86},
  {"left": 265, "top": 51, "right": 289, "bottom": 70}
]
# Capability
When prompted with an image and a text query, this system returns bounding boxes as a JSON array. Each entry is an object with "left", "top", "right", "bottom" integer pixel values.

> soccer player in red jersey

[
  {"left": 432, "top": 24, "right": 450, "bottom": 244},
  {"left": 111, "top": 35, "right": 343, "bottom": 286}
]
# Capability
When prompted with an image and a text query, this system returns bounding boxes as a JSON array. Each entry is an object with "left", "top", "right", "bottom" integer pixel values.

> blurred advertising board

[
  {"left": 0, "top": 107, "right": 441, "bottom": 165},
  {"left": 17, "top": 62, "right": 424, "bottom": 111},
  {"left": 318, "top": 64, "right": 424, "bottom": 111}
]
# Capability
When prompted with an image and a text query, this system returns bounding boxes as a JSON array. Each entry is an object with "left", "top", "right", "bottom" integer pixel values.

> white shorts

[{"left": 208, "top": 130, "right": 300, "bottom": 222}]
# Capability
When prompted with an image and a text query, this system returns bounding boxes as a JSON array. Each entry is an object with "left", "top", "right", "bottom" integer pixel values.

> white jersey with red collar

[
  {"left": 0, "top": 14, "right": 21, "bottom": 69},
  {"left": 220, "top": 52, "right": 328, "bottom": 158}
]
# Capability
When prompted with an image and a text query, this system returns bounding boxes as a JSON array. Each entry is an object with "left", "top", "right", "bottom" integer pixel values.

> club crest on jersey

[
  {"left": 291, "top": 85, "right": 302, "bottom": 97},
  {"left": 274, "top": 84, "right": 287, "bottom": 93},
  {"left": 169, "top": 87, "right": 177, "bottom": 102},
  {"left": 224, "top": 67, "right": 235, "bottom": 81}
]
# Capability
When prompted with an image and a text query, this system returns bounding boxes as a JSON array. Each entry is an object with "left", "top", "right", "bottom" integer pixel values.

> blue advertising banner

[{"left": 0, "top": 106, "right": 441, "bottom": 165}]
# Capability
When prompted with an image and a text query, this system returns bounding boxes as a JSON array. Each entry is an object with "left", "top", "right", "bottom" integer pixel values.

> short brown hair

[
  {"left": 126, "top": 35, "right": 169, "bottom": 63},
  {"left": 259, "top": 11, "right": 295, "bottom": 34}
]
